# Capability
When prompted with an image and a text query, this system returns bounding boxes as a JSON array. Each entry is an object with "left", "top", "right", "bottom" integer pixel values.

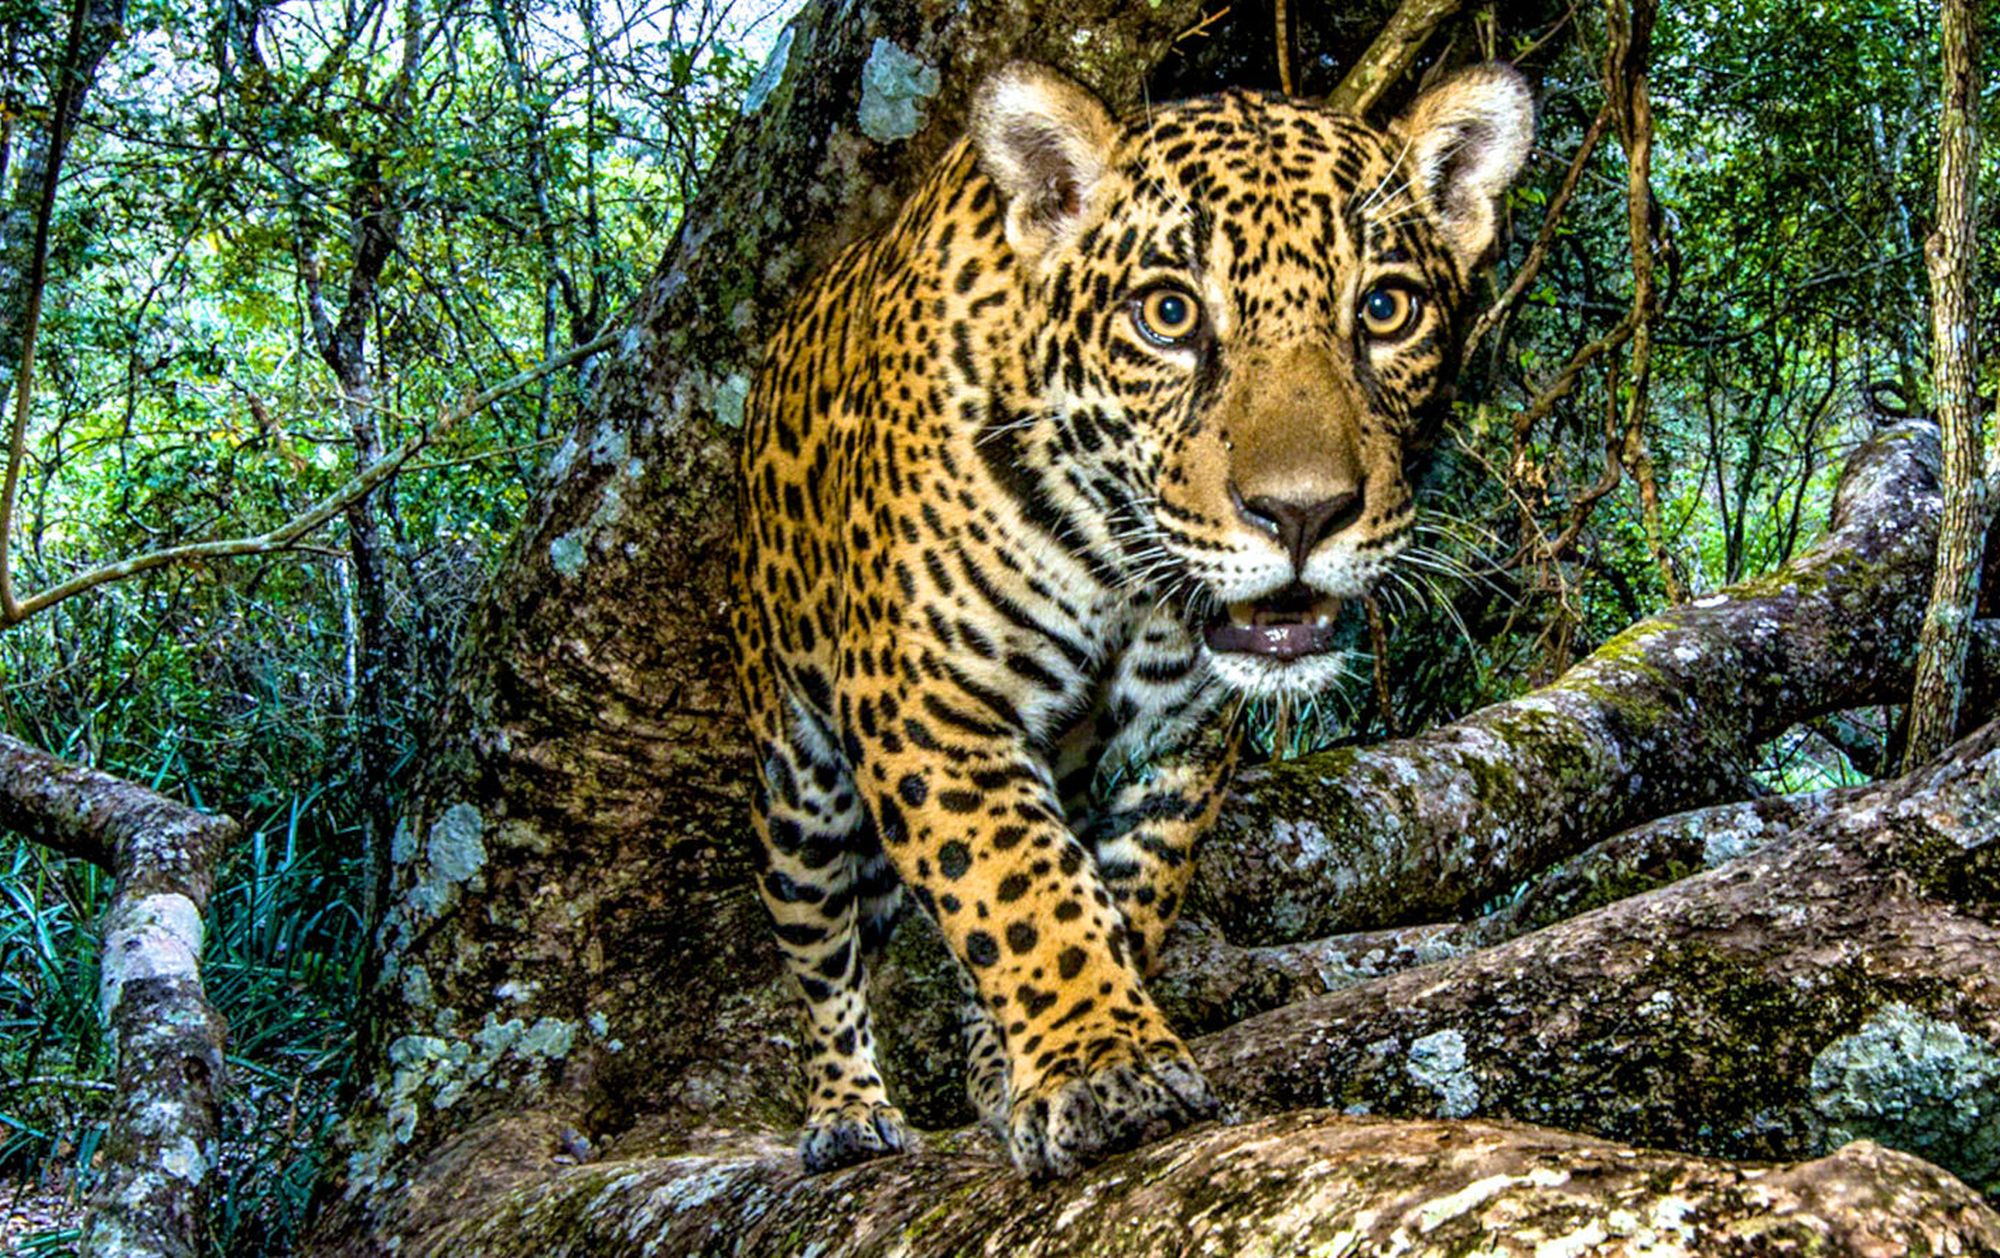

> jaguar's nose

[{"left": 1232, "top": 483, "right": 1366, "bottom": 574}]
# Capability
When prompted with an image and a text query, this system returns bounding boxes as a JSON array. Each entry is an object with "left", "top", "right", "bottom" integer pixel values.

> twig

[
  {"left": 404, "top": 435, "right": 565, "bottom": 474},
  {"left": 1174, "top": 5, "right": 1230, "bottom": 45},
  {"left": 1465, "top": 104, "right": 1613, "bottom": 361},
  {"left": 2, "top": 1075, "right": 115, "bottom": 1093},
  {"left": 1364, "top": 595, "right": 1401, "bottom": 738},
  {"left": 1274, "top": 0, "right": 1294, "bottom": 95}
]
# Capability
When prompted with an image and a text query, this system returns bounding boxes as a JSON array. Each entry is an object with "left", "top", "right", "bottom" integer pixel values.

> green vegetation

[
  {"left": 0, "top": 0, "right": 771, "bottom": 1249},
  {"left": 0, "top": 0, "right": 1991, "bottom": 1252}
]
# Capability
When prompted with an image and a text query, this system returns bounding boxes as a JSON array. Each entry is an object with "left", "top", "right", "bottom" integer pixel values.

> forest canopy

[{"left": 0, "top": 0, "right": 1994, "bottom": 1252}]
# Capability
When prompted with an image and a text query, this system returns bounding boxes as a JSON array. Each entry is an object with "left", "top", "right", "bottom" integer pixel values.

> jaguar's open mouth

[{"left": 1202, "top": 583, "right": 1345, "bottom": 659}]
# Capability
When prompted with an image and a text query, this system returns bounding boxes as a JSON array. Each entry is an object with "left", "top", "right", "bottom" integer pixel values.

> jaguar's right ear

[{"left": 970, "top": 63, "right": 1118, "bottom": 261}]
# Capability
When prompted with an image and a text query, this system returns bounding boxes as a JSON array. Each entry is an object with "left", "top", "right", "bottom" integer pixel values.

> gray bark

[{"left": 0, "top": 734, "right": 235, "bottom": 1258}]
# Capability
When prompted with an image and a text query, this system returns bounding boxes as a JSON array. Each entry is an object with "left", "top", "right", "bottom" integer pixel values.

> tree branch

[
  {"left": 354, "top": 1109, "right": 2000, "bottom": 1257},
  {"left": 0, "top": 330, "right": 614, "bottom": 627},
  {"left": 0, "top": 733, "right": 237, "bottom": 1258},
  {"left": 1204, "top": 717, "right": 2000, "bottom": 1195},
  {"left": 1325, "top": 0, "right": 1467, "bottom": 114}
]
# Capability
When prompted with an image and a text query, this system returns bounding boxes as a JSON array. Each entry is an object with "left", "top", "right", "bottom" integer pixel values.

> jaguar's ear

[
  {"left": 971, "top": 63, "right": 1119, "bottom": 261},
  {"left": 1393, "top": 63, "right": 1535, "bottom": 266}
]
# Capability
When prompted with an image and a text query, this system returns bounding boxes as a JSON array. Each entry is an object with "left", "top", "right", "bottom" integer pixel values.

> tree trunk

[
  {"left": 1906, "top": 0, "right": 1988, "bottom": 765},
  {"left": 297, "top": 0, "right": 425, "bottom": 927},
  {"left": 308, "top": 4, "right": 1225, "bottom": 1245}
]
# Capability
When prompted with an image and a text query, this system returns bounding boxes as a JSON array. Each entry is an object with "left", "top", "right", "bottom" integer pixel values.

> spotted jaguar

[{"left": 732, "top": 59, "right": 1533, "bottom": 1176}]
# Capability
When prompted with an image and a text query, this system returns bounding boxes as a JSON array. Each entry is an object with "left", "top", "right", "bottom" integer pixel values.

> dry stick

[
  {"left": 1494, "top": 310, "right": 1641, "bottom": 574},
  {"left": 1906, "top": 0, "right": 1987, "bottom": 768},
  {"left": 1537, "top": 359, "right": 1628, "bottom": 564},
  {"left": 1364, "top": 595, "right": 1401, "bottom": 738},
  {"left": 1325, "top": 0, "right": 1467, "bottom": 114},
  {"left": 0, "top": 329, "right": 616, "bottom": 627}
]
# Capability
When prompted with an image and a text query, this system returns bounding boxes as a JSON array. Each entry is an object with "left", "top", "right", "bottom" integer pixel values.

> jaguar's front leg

[
  {"left": 1085, "top": 721, "right": 1242, "bottom": 976},
  {"left": 863, "top": 729, "right": 1218, "bottom": 1177}
]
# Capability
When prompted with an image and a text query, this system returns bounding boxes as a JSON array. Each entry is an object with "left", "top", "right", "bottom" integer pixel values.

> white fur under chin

[{"left": 1205, "top": 647, "right": 1356, "bottom": 700}]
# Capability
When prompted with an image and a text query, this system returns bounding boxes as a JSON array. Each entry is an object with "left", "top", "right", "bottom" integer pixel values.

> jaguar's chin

[{"left": 1198, "top": 582, "right": 1357, "bottom": 699}]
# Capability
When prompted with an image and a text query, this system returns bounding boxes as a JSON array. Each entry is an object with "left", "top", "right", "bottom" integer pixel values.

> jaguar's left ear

[
  {"left": 971, "top": 63, "right": 1119, "bottom": 261},
  {"left": 1394, "top": 64, "right": 1535, "bottom": 266}
]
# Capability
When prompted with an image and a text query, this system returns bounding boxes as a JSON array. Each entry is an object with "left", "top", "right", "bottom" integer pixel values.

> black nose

[{"left": 1235, "top": 483, "right": 1366, "bottom": 573}]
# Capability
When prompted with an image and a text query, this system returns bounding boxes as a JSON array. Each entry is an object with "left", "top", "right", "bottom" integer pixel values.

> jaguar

[{"left": 731, "top": 58, "right": 1533, "bottom": 1177}]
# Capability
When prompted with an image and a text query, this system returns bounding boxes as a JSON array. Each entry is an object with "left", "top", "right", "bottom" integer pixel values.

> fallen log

[{"left": 0, "top": 733, "right": 235, "bottom": 1258}]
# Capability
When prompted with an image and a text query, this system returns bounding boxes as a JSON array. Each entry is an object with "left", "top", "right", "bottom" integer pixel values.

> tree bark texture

[
  {"left": 299, "top": 0, "right": 1996, "bottom": 1247},
  {"left": 1906, "top": 0, "right": 1989, "bottom": 766},
  {"left": 361, "top": 1113, "right": 2000, "bottom": 1258},
  {"left": 306, "top": 718, "right": 2000, "bottom": 1258},
  {"left": 1202, "top": 715, "right": 2000, "bottom": 1196},
  {"left": 0, "top": 734, "right": 236, "bottom": 1258}
]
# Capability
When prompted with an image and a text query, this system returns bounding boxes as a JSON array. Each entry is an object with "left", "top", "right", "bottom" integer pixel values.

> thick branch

[
  {"left": 1153, "top": 785, "right": 1864, "bottom": 1035},
  {"left": 360, "top": 1110, "right": 2000, "bottom": 1257},
  {"left": 0, "top": 734, "right": 237, "bottom": 1258},
  {"left": 1202, "top": 718, "right": 2000, "bottom": 1195},
  {"left": 1192, "top": 420, "right": 1945, "bottom": 942}
]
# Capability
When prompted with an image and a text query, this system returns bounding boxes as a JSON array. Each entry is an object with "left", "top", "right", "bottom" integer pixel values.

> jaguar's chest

[{"left": 1037, "top": 605, "right": 1224, "bottom": 812}]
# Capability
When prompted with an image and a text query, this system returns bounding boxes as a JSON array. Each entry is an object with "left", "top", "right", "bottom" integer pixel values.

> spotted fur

[{"left": 732, "top": 62, "right": 1533, "bottom": 1177}]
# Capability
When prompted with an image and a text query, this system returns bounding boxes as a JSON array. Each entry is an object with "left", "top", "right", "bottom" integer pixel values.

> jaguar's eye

[
  {"left": 1133, "top": 288, "right": 1203, "bottom": 346},
  {"left": 1359, "top": 285, "right": 1422, "bottom": 340}
]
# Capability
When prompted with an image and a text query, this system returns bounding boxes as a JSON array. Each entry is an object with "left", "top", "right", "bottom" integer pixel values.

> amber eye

[
  {"left": 1132, "top": 287, "right": 1203, "bottom": 346},
  {"left": 1359, "top": 284, "right": 1422, "bottom": 340}
]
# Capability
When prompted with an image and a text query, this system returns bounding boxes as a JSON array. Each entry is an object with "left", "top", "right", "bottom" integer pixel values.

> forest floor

[{"left": 2, "top": 1174, "right": 83, "bottom": 1252}]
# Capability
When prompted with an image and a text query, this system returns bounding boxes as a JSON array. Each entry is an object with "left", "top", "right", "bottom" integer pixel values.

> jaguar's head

[{"left": 970, "top": 63, "right": 1533, "bottom": 697}]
